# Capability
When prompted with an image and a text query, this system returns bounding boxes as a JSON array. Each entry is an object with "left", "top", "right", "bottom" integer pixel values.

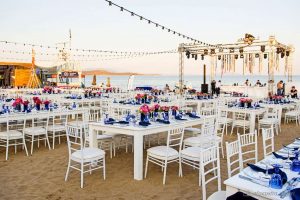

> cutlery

[
  {"left": 278, "top": 177, "right": 300, "bottom": 198},
  {"left": 238, "top": 175, "right": 269, "bottom": 187}
]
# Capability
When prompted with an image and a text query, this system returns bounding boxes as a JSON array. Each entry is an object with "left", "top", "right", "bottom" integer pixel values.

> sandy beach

[{"left": 0, "top": 123, "right": 298, "bottom": 200}]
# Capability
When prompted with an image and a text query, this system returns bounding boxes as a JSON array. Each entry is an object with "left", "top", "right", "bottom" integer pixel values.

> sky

[{"left": 0, "top": 0, "right": 299, "bottom": 76}]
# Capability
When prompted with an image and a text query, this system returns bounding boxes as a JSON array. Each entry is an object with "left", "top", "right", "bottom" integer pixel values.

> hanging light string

[
  {"left": 0, "top": 48, "right": 177, "bottom": 58},
  {"left": 104, "top": 0, "right": 219, "bottom": 48},
  {"left": 0, "top": 40, "right": 177, "bottom": 55}
]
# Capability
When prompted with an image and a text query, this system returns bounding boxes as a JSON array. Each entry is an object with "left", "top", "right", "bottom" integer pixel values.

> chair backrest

[
  {"left": 24, "top": 112, "right": 49, "bottom": 130},
  {"left": 201, "top": 124, "right": 215, "bottom": 137},
  {"left": 1, "top": 115, "right": 25, "bottom": 140},
  {"left": 89, "top": 110, "right": 99, "bottom": 122},
  {"left": 262, "top": 128, "right": 274, "bottom": 158},
  {"left": 238, "top": 130, "right": 258, "bottom": 167},
  {"left": 235, "top": 112, "right": 247, "bottom": 120},
  {"left": 203, "top": 115, "right": 216, "bottom": 127},
  {"left": 199, "top": 145, "right": 221, "bottom": 200},
  {"left": 166, "top": 126, "right": 184, "bottom": 151},
  {"left": 50, "top": 114, "right": 67, "bottom": 127},
  {"left": 66, "top": 125, "right": 83, "bottom": 157},
  {"left": 226, "top": 140, "right": 242, "bottom": 178}
]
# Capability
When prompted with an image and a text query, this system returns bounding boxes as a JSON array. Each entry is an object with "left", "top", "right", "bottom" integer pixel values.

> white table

[
  {"left": 220, "top": 107, "right": 267, "bottom": 133},
  {"left": 88, "top": 117, "right": 204, "bottom": 180},
  {"left": 224, "top": 141, "right": 300, "bottom": 200}
]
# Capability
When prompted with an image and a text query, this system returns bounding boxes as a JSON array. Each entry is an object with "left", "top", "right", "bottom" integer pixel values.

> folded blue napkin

[
  {"left": 283, "top": 145, "right": 299, "bottom": 151},
  {"left": 104, "top": 118, "right": 116, "bottom": 125},
  {"left": 186, "top": 113, "right": 200, "bottom": 118},
  {"left": 156, "top": 119, "right": 170, "bottom": 124},
  {"left": 116, "top": 121, "right": 129, "bottom": 124},
  {"left": 247, "top": 163, "right": 287, "bottom": 184},
  {"left": 175, "top": 116, "right": 187, "bottom": 120},
  {"left": 290, "top": 188, "right": 300, "bottom": 200},
  {"left": 139, "top": 121, "right": 151, "bottom": 126},
  {"left": 273, "top": 152, "right": 295, "bottom": 160},
  {"left": 226, "top": 192, "right": 258, "bottom": 200}
]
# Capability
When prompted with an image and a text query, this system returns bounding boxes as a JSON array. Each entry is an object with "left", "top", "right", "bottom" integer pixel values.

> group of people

[{"left": 211, "top": 80, "right": 221, "bottom": 96}]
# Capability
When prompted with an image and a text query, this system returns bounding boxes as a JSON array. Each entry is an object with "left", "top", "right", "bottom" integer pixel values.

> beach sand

[{"left": 0, "top": 123, "right": 298, "bottom": 200}]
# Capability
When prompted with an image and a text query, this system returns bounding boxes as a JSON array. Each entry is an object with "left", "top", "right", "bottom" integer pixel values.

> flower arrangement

[
  {"left": 33, "top": 97, "right": 42, "bottom": 105},
  {"left": 12, "top": 97, "right": 23, "bottom": 107},
  {"left": 44, "top": 100, "right": 50, "bottom": 105},
  {"left": 139, "top": 104, "right": 150, "bottom": 114},
  {"left": 153, "top": 104, "right": 160, "bottom": 111},
  {"left": 240, "top": 98, "right": 252, "bottom": 103},
  {"left": 135, "top": 94, "right": 142, "bottom": 100},
  {"left": 23, "top": 100, "right": 29, "bottom": 106},
  {"left": 171, "top": 106, "right": 179, "bottom": 111},
  {"left": 272, "top": 95, "right": 283, "bottom": 100},
  {"left": 188, "top": 89, "right": 196, "bottom": 94},
  {"left": 160, "top": 106, "right": 169, "bottom": 112},
  {"left": 43, "top": 86, "right": 53, "bottom": 94}
]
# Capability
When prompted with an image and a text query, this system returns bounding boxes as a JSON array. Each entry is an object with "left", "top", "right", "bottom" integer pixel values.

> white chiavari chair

[
  {"left": 65, "top": 125, "right": 106, "bottom": 188},
  {"left": 231, "top": 112, "right": 250, "bottom": 135},
  {"left": 238, "top": 130, "right": 258, "bottom": 168},
  {"left": 226, "top": 140, "right": 242, "bottom": 178},
  {"left": 0, "top": 116, "right": 28, "bottom": 160},
  {"left": 23, "top": 113, "right": 51, "bottom": 155},
  {"left": 144, "top": 126, "right": 184, "bottom": 184},
  {"left": 262, "top": 127, "right": 274, "bottom": 158}
]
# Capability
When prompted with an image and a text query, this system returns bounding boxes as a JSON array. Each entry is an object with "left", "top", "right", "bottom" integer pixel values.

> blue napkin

[
  {"left": 272, "top": 152, "right": 295, "bottom": 160},
  {"left": 104, "top": 118, "right": 116, "bottom": 125},
  {"left": 290, "top": 188, "right": 300, "bottom": 200},
  {"left": 116, "top": 121, "right": 129, "bottom": 124},
  {"left": 283, "top": 145, "right": 299, "bottom": 151},
  {"left": 186, "top": 113, "right": 200, "bottom": 118},
  {"left": 139, "top": 121, "right": 151, "bottom": 126},
  {"left": 226, "top": 192, "right": 258, "bottom": 200},
  {"left": 156, "top": 119, "right": 170, "bottom": 124},
  {"left": 175, "top": 116, "right": 187, "bottom": 120},
  {"left": 247, "top": 163, "right": 287, "bottom": 184}
]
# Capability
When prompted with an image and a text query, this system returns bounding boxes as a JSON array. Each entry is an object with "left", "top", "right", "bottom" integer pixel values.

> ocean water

[{"left": 82, "top": 75, "right": 300, "bottom": 90}]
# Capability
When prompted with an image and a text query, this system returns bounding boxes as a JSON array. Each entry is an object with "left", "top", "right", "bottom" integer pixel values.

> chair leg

[
  {"left": 52, "top": 132, "right": 55, "bottom": 149},
  {"left": 46, "top": 134, "right": 51, "bottom": 150},
  {"left": 23, "top": 137, "right": 28, "bottom": 156},
  {"left": 103, "top": 157, "right": 106, "bottom": 180},
  {"left": 31, "top": 135, "right": 34, "bottom": 155},
  {"left": 65, "top": 160, "right": 71, "bottom": 181},
  {"left": 230, "top": 125, "right": 234, "bottom": 135},
  {"left": 179, "top": 157, "right": 183, "bottom": 177},
  {"left": 6, "top": 140, "right": 9, "bottom": 160},
  {"left": 144, "top": 155, "right": 149, "bottom": 178},
  {"left": 80, "top": 162, "right": 84, "bottom": 188},
  {"left": 163, "top": 160, "right": 168, "bottom": 185}
]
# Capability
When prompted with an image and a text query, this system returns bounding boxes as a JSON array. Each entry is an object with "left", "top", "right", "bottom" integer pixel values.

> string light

[{"left": 104, "top": 0, "right": 218, "bottom": 48}]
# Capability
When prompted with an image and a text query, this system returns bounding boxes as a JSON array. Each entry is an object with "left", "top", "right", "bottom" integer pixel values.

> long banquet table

[
  {"left": 220, "top": 106, "right": 267, "bottom": 133},
  {"left": 224, "top": 140, "right": 300, "bottom": 200},
  {"left": 88, "top": 117, "right": 204, "bottom": 180}
]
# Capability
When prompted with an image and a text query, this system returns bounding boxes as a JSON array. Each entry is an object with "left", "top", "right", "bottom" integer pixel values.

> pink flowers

[
  {"left": 139, "top": 104, "right": 150, "bottom": 114},
  {"left": 171, "top": 106, "right": 179, "bottom": 111},
  {"left": 160, "top": 106, "right": 169, "bottom": 112},
  {"left": 135, "top": 94, "right": 142, "bottom": 100},
  {"left": 272, "top": 95, "right": 283, "bottom": 100},
  {"left": 43, "top": 100, "right": 50, "bottom": 105},
  {"left": 12, "top": 98, "right": 23, "bottom": 107},
  {"left": 33, "top": 97, "right": 42, "bottom": 105},
  {"left": 240, "top": 98, "right": 252, "bottom": 103},
  {"left": 23, "top": 100, "right": 29, "bottom": 106}
]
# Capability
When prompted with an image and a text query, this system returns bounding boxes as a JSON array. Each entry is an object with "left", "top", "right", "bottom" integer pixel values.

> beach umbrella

[
  {"left": 92, "top": 74, "right": 97, "bottom": 86},
  {"left": 106, "top": 77, "right": 111, "bottom": 87}
]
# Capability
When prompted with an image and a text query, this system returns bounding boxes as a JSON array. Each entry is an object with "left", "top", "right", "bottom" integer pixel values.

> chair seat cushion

[
  {"left": 219, "top": 117, "right": 233, "bottom": 123},
  {"left": 0, "top": 130, "right": 23, "bottom": 139},
  {"left": 24, "top": 127, "right": 46, "bottom": 135},
  {"left": 207, "top": 191, "right": 226, "bottom": 200},
  {"left": 68, "top": 121, "right": 86, "bottom": 127},
  {"left": 181, "top": 146, "right": 203, "bottom": 161},
  {"left": 184, "top": 136, "right": 211, "bottom": 146},
  {"left": 185, "top": 127, "right": 201, "bottom": 133},
  {"left": 285, "top": 111, "right": 299, "bottom": 117},
  {"left": 71, "top": 147, "right": 105, "bottom": 162},
  {"left": 233, "top": 120, "right": 250, "bottom": 126},
  {"left": 147, "top": 146, "right": 179, "bottom": 160},
  {"left": 259, "top": 118, "right": 278, "bottom": 124},
  {"left": 48, "top": 125, "right": 66, "bottom": 131},
  {"left": 97, "top": 134, "right": 113, "bottom": 140}
]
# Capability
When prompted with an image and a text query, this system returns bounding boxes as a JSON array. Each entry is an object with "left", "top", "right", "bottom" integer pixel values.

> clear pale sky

[{"left": 0, "top": 0, "right": 299, "bottom": 76}]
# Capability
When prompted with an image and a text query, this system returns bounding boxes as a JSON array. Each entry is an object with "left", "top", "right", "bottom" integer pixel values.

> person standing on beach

[
  {"left": 244, "top": 79, "right": 250, "bottom": 86},
  {"left": 277, "top": 80, "right": 284, "bottom": 96},
  {"left": 290, "top": 86, "right": 298, "bottom": 98},
  {"left": 211, "top": 80, "right": 216, "bottom": 95},
  {"left": 216, "top": 80, "right": 221, "bottom": 97}
]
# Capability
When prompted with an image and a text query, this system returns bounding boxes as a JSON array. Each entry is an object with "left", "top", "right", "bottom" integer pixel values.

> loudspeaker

[{"left": 201, "top": 84, "right": 208, "bottom": 93}]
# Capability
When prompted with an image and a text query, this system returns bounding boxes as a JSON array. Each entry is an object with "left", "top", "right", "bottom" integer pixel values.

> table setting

[{"left": 225, "top": 139, "right": 300, "bottom": 200}]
